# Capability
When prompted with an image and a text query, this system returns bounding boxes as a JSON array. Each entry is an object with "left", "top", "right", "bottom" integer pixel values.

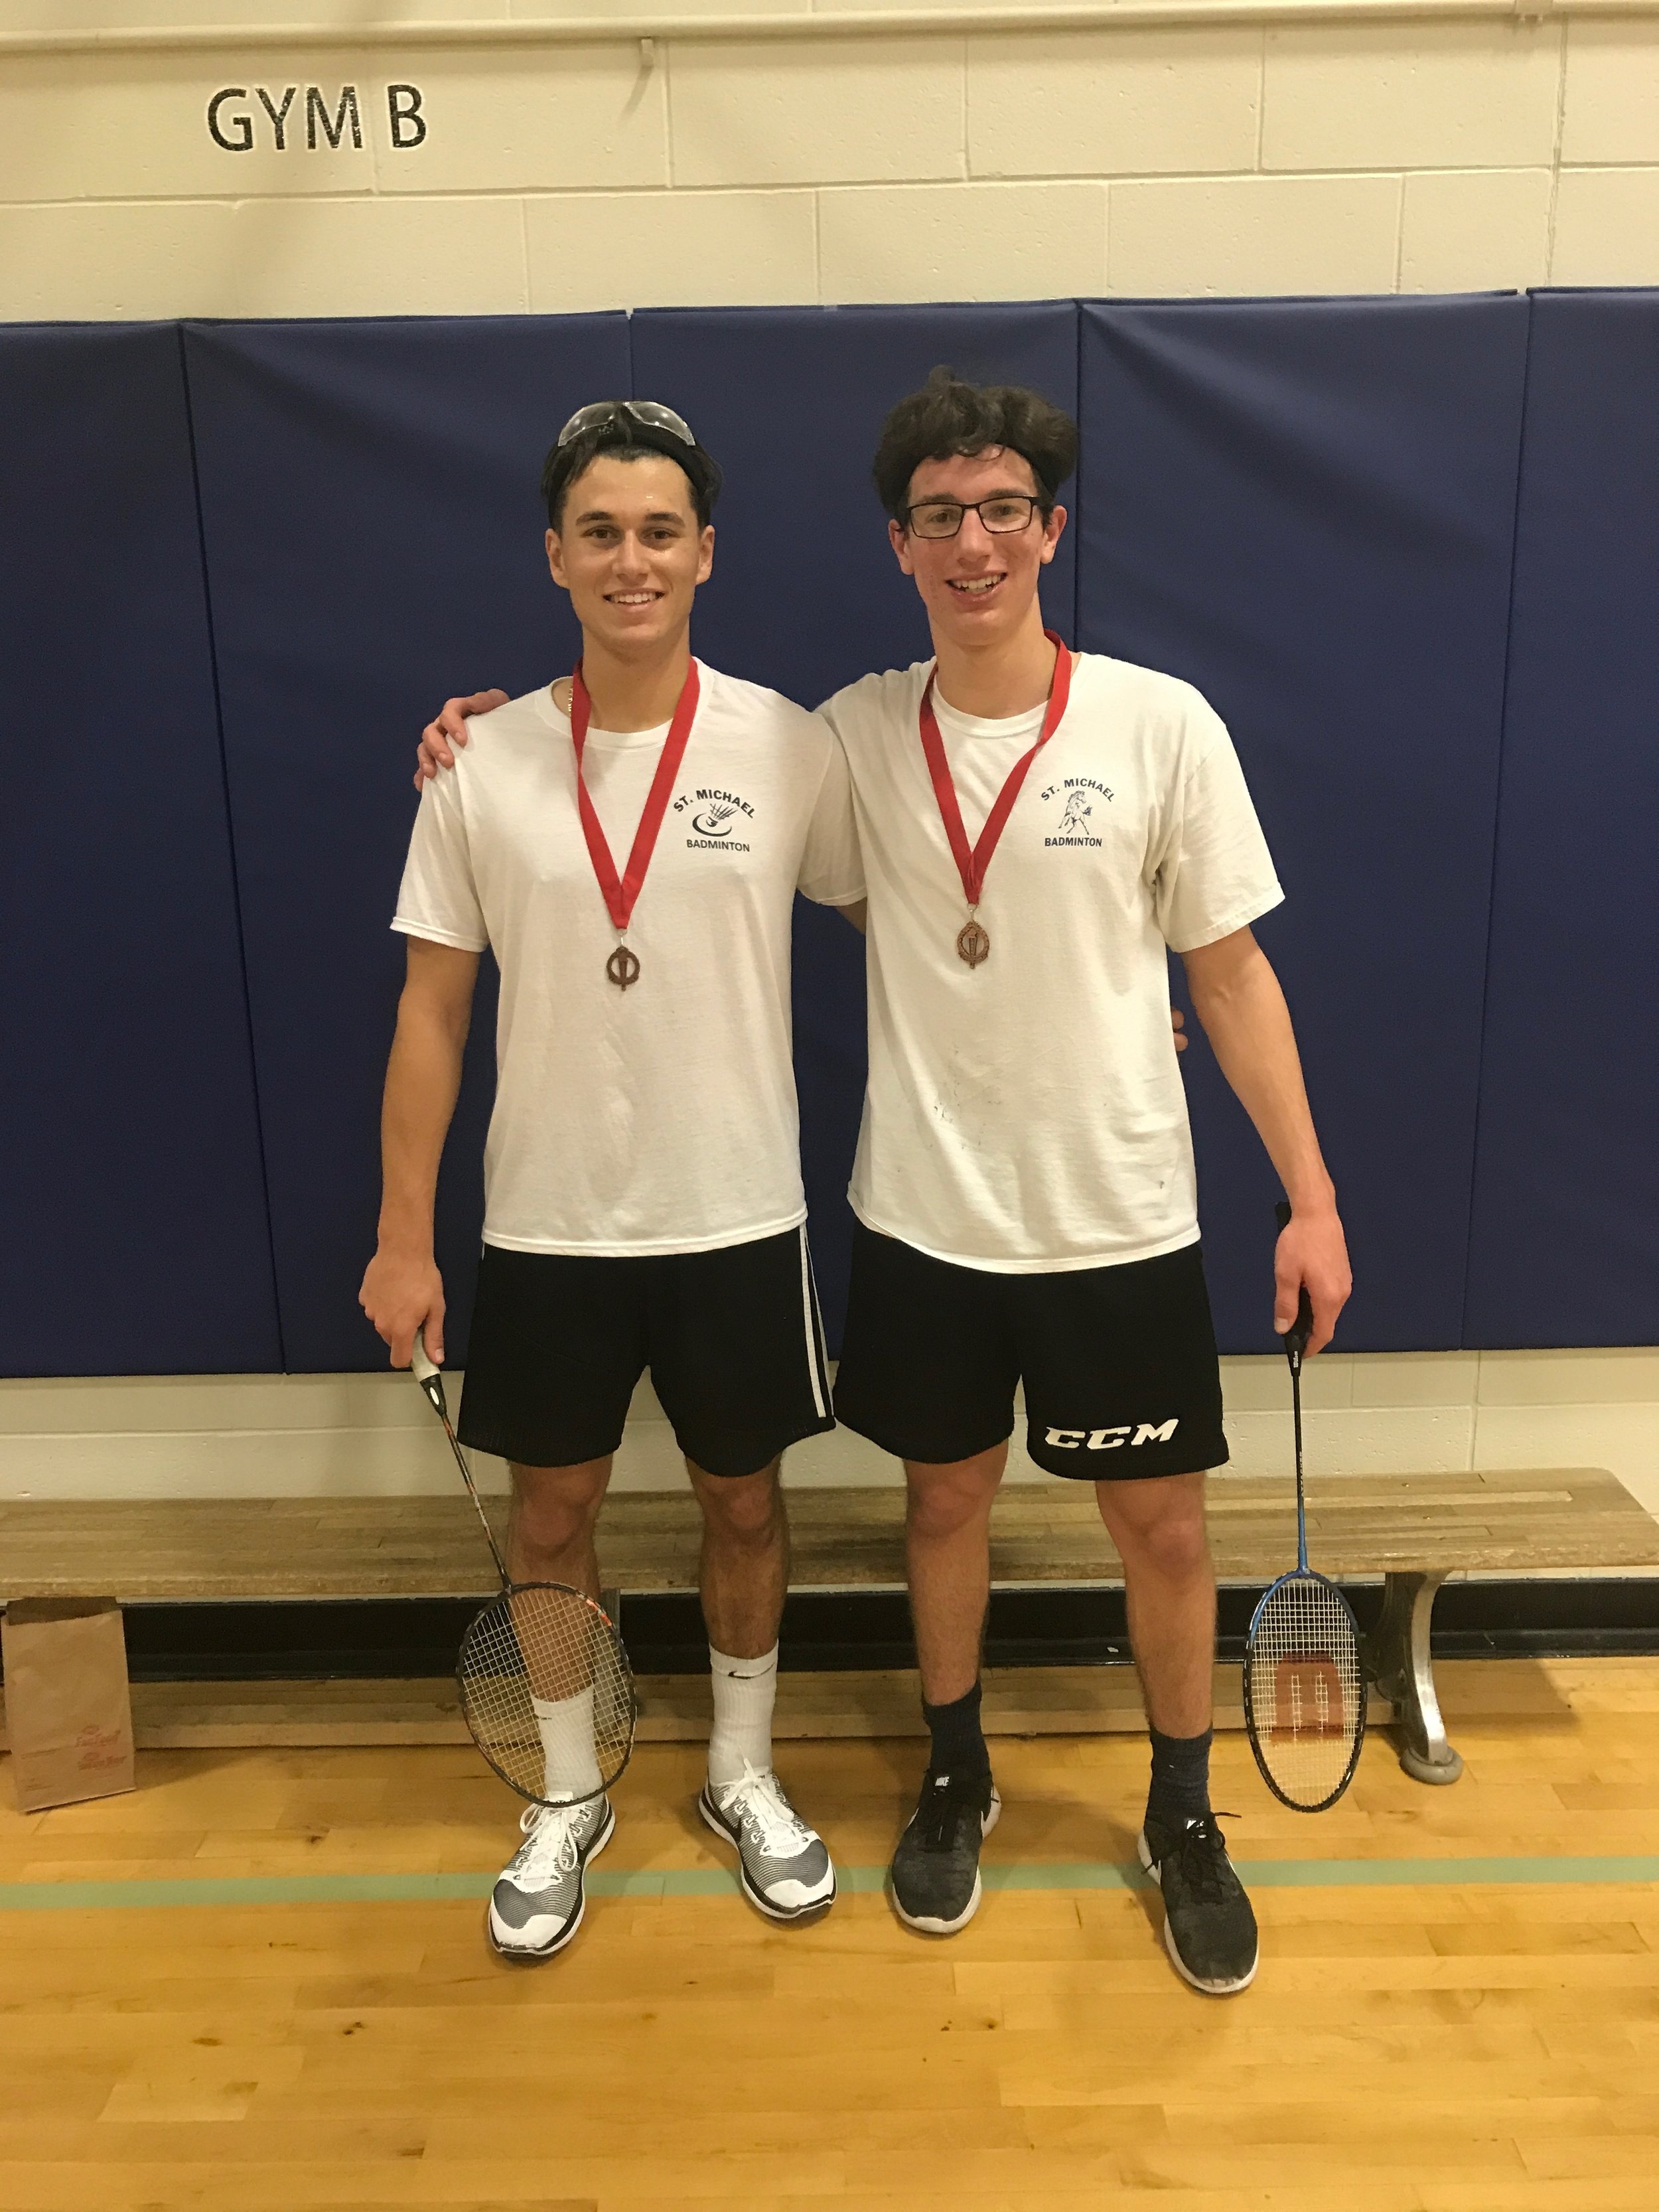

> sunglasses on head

[{"left": 555, "top": 399, "right": 697, "bottom": 449}]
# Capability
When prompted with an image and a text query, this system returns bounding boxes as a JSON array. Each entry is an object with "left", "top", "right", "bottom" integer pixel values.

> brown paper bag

[{"left": 2, "top": 1597, "right": 135, "bottom": 1812}]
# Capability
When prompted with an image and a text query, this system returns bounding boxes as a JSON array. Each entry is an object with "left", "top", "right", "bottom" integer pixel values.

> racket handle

[
  {"left": 1273, "top": 1201, "right": 1315, "bottom": 1362},
  {"left": 410, "top": 1328, "right": 441, "bottom": 1386}
]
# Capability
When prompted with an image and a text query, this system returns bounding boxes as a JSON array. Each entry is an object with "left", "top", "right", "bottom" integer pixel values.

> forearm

[
  {"left": 1185, "top": 939, "right": 1334, "bottom": 1216},
  {"left": 376, "top": 992, "right": 470, "bottom": 1253}
]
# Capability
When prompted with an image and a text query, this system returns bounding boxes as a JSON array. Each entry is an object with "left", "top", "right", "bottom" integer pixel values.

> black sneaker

[
  {"left": 1138, "top": 1812, "right": 1258, "bottom": 1995},
  {"left": 890, "top": 1767, "right": 1001, "bottom": 1935}
]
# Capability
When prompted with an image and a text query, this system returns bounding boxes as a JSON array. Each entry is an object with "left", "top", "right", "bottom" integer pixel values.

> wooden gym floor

[{"left": 3, "top": 1657, "right": 1658, "bottom": 2211}]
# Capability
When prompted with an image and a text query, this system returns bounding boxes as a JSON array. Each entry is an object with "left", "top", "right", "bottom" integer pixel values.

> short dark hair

[
  {"left": 872, "top": 366, "right": 1078, "bottom": 522},
  {"left": 541, "top": 417, "right": 723, "bottom": 532}
]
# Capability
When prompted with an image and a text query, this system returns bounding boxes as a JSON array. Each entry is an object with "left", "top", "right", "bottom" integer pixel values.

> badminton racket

[
  {"left": 1242, "top": 1205, "right": 1366, "bottom": 1812},
  {"left": 409, "top": 1329, "right": 634, "bottom": 1808}
]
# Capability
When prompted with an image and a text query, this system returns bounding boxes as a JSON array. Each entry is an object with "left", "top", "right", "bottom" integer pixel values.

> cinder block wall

[
  {"left": 2, "top": 3, "right": 1655, "bottom": 1509},
  {"left": 3, "top": 7, "right": 1658, "bottom": 316}
]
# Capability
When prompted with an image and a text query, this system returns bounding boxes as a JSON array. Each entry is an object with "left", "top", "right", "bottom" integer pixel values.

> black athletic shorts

[
  {"left": 833, "top": 1223, "right": 1228, "bottom": 1480},
  {"left": 456, "top": 1226, "right": 835, "bottom": 1479}
]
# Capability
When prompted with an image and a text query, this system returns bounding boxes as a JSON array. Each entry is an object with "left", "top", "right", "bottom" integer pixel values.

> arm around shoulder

[{"left": 415, "top": 689, "right": 509, "bottom": 788}]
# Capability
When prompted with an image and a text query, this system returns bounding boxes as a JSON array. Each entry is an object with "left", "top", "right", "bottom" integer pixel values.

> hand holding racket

[
  {"left": 409, "top": 1331, "right": 635, "bottom": 1808},
  {"left": 1242, "top": 1202, "right": 1366, "bottom": 1812}
]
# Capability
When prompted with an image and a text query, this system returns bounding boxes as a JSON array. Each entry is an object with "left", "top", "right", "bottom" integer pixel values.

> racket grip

[
  {"left": 1274, "top": 1201, "right": 1315, "bottom": 1360},
  {"left": 410, "top": 1328, "right": 441, "bottom": 1385}
]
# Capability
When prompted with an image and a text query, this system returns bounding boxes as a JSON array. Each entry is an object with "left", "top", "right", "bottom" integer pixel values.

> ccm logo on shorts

[{"left": 1045, "top": 1420, "right": 1179, "bottom": 1451}]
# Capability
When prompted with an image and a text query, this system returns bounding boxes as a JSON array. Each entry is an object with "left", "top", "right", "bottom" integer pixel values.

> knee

[
  {"left": 907, "top": 1467, "right": 998, "bottom": 1544},
  {"left": 512, "top": 1463, "right": 606, "bottom": 1554},
  {"left": 693, "top": 1464, "right": 781, "bottom": 1544},
  {"left": 1108, "top": 1491, "right": 1210, "bottom": 1582}
]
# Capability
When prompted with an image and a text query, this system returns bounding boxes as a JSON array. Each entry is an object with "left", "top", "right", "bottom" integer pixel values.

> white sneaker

[
  {"left": 698, "top": 1761, "right": 836, "bottom": 1922},
  {"left": 486, "top": 1794, "right": 614, "bottom": 1961}
]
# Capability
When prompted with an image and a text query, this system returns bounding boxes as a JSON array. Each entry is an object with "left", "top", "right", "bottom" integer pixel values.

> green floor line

[{"left": 1, "top": 1854, "right": 1656, "bottom": 1912}]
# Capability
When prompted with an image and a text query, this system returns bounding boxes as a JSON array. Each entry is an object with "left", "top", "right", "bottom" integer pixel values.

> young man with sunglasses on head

[
  {"left": 417, "top": 371, "right": 1351, "bottom": 2000},
  {"left": 363, "top": 400, "right": 861, "bottom": 1961}
]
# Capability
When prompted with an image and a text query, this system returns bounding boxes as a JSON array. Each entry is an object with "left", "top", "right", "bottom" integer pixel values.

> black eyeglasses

[
  {"left": 556, "top": 399, "right": 697, "bottom": 449},
  {"left": 902, "top": 494, "right": 1042, "bottom": 540}
]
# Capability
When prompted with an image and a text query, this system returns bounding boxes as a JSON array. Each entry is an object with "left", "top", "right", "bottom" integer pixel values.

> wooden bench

[
  {"left": 587, "top": 1470, "right": 1659, "bottom": 1788},
  {"left": 4, "top": 1469, "right": 1656, "bottom": 1780}
]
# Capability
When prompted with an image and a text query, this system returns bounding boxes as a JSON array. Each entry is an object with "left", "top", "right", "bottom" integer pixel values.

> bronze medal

[
  {"left": 956, "top": 917, "right": 990, "bottom": 968},
  {"left": 918, "top": 631, "right": 1073, "bottom": 976},
  {"left": 570, "top": 658, "right": 701, "bottom": 995}
]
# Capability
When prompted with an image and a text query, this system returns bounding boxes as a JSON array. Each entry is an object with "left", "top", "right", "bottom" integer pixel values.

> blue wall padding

[
  {"left": 631, "top": 305, "right": 1082, "bottom": 1337},
  {"left": 1464, "top": 291, "right": 1659, "bottom": 1347},
  {"left": 1078, "top": 298, "right": 1531, "bottom": 1353},
  {"left": 182, "top": 316, "right": 630, "bottom": 1370},
  {"left": 8, "top": 296, "right": 1657, "bottom": 1376},
  {"left": 0, "top": 325, "right": 281, "bottom": 1376}
]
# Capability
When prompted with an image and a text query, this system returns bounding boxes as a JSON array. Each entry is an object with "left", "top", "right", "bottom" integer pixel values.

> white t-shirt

[
  {"left": 393, "top": 662, "right": 863, "bottom": 1256},
  {"left": 816, "top": 651, "right": 1283, "bottom": 1272}
]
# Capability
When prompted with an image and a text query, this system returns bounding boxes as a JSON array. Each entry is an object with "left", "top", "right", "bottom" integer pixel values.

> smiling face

[
  {"left": 889, "top": 445, "right": 1065, "bottom": 654},
  {"left": 546, "top": 452, "right": 714, "bottom": 656}
]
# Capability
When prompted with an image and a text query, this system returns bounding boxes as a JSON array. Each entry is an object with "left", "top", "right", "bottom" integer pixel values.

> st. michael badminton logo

[
  {"left": 1040, "top": 776, "right": 1110, "bottom": 848},
  {"left": 675, "top": 786, "right": 755, "bottom": 852}
]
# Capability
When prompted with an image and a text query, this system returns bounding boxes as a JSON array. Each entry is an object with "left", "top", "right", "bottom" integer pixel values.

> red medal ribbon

[
  {"left": 569, "top": 656, "right": 699, "bottom": 935},
  {"left": 918, "top": 629, "right": 1072, "bottom": 911}
]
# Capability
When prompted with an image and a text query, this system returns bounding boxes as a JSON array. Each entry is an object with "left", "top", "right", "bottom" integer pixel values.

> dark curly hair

[
  {"left": 872, "top": 366, "right": 1078, "bottom": 522},
  {"left": 541, "top": 413, "right": 723, "bottom": 532}
]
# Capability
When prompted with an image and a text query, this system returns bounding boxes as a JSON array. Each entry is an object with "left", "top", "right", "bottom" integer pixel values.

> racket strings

[
  {"left": 1245, "top": 1570, "right": 1364, "bottom": 1810},
  {"left": 459, "top": 1585, "right": 633, "bottom": 1804}
]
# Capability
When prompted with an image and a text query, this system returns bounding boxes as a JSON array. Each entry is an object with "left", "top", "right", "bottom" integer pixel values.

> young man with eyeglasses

[
  {"left": 816, "top": 371, "right": 1350, "bottom": 1994},
  {"left": 416, "top": 370, "right": 1350, "bottom": 1999},
  {"left": 363, "top": 400, "right": 861, "bottom": 1960}
]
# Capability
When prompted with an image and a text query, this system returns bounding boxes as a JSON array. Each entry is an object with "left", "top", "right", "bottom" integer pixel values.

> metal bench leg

[{"left": 1364, "top": 1570, "right": 1464, "bottom": 1786}]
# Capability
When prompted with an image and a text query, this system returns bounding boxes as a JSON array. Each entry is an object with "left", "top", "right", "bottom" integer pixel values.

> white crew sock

[
  {"left": 707, "top": 1643, "right": 779, "bottom": 1789},
  {"left": 532, "top": 1686, "right": 603, "bottom": 1805}
]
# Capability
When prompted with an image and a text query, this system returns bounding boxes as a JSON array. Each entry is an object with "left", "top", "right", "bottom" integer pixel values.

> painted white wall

[
  {"left": 2, "top": 11, "right": 1658, "bottom": 315},
  {"left": 4, "top": 1353, "right": 1656, "bottom": 1520}
]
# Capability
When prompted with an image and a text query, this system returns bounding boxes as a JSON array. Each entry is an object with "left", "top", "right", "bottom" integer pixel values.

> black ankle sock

[
  {"left": 922, "top": 1682, "right": 990, "bottom": 1780},
  {"left": 1145, "top": 1724, "right": 1213, "bottom": 1836}
]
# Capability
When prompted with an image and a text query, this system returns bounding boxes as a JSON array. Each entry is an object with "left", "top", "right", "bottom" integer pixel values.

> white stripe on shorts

[{"left": 798, "top": 1224, "right": 830, "bottom": 1421}]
